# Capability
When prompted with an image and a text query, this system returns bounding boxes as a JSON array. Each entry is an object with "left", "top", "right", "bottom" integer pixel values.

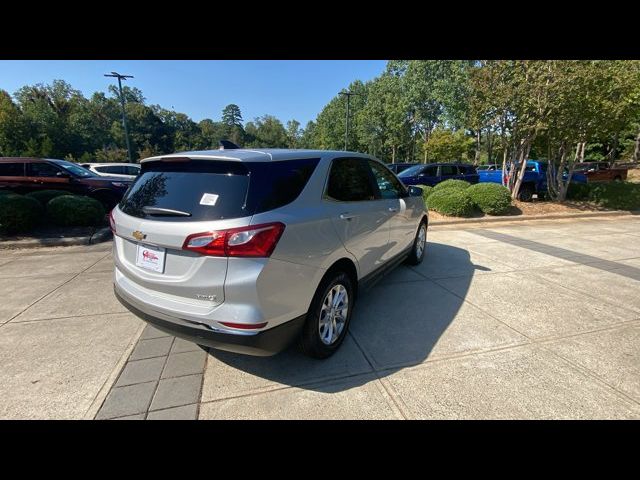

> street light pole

[
  {"left": 339, "top": 90, "right": 360, "bottom": 151},
  {"left": 104, "top": 72, "right": 134, "bottom": 163}
]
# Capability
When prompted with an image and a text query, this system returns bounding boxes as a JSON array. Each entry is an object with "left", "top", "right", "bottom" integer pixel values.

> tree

[
  {"left": 422, "top": 128, "right": 474, "bottom": 163},
  {"left": 356, "top": 74, "right": 411, "bottom": 162},
  {"left": 313, "top": 80, "right": 368, "bottom": 151},
  {"left": 544, "top": 61, "right": 640, "bottom": 201},
  {"left": 221, "top": 104, "right": 245, "bottom": 145},
  {"left": 244, "top": 115, "right": 288, "bottom": 148},
  {"left": 286, "top": 120, "right": 302, "bottom": 148},
  {"left": 0, "top": 90, "right": 25, "bottom": 156}
]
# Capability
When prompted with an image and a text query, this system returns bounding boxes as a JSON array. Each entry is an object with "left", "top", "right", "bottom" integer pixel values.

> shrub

[
  {"left": 415, "top": 184, "right": 434, "bottom": 202},
  {"left": 466, "top": 183, "right": 512, "bottom": 215},
  {"left": 0, "top": 189, "right": 15, "bottom": 197},
  {"left": 566, "top": 182, "right": 592, "bottom": 201},
  {"left": 433, "top": 179, "right": 471, "bottom": 192},
  {"left": 26, "top": 189, "right": 74, "bottom": 206},
  {"left": 427, "top": 188, "right": 476, "bottom": 217},
  {"left": 588, "top": 182, "right": 640, "bottom": 210},
  {"left": 0, "top": 194, "right": 44, "bottom": 234},
  {"left": 46, "top": 195, "right": 106, "bottom": 226}
]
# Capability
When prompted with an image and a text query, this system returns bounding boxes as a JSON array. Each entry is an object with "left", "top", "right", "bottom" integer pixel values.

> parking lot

[{"left": 1, "top": 215, "right": 639, "bottom": 419}]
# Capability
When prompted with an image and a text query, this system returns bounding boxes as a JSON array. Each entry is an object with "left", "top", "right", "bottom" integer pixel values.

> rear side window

[
  {"left": 326, "top": 157, "right": 377, "bottom": 202},
  {"left": 27, "top": 162, "right": 61, "bottom": 177},
  {"left": 0, "top": 162, "right": 24, "bottom": 176},
  {"left": 250, "top": 158, "right": 320, "bottom": 213},
  {"left": 440, "top": 165, "right": 458, "bottom": 176},
  {"left": 119, "top": 158, "right": 319, "bottom": 222}
]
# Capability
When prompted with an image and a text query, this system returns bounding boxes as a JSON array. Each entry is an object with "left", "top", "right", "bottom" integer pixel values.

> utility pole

[
  {"left": 104, "top": 72, "right": 134, "bottom": 163},
  {"left": 339, "top": 90, "right": 360, "bottom": 151}
]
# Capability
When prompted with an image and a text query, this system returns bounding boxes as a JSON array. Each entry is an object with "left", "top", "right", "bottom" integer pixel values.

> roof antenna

[{"left": 219, "top": 140, "right": 240, "bottom": 150}]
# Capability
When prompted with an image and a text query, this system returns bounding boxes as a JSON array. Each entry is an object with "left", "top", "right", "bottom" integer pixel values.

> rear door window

[
  {"left": 326, "top": 157, "right": 377, "bottom": 202},
  {"left": 27, "top": 162, "right": 62, "bottom": 177},
  {"left": 0, "top": 162, "right": 25, "bottom": 176}
]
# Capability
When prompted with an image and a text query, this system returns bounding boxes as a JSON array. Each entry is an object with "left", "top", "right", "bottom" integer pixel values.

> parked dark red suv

[{"left": 0, "top": 157, "right": 133, "bottom": 209}]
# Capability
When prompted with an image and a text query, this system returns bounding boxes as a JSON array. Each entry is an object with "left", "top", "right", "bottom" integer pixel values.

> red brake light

[
  {"left": 109, "top": 209, "right": 117, "bottom": 235},
  {"left": 182, "top": 222, "right": 285, "bottom": 258}
]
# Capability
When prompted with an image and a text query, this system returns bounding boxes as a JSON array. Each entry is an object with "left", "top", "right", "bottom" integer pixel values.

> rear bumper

[{"left": 114, "top": 286, "right": 306, "bottom": 357}]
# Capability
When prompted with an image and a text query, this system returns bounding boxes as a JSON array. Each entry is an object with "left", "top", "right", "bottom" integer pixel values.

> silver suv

[{"left": 111, "top": 149, "right": 428, "bottom": 358}]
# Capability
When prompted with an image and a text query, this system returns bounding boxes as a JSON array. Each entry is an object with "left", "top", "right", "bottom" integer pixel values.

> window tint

[
  {"left": 398, "top": 165, "right": 424, "bottom": 178},
  {"left": 124, "top": 166, "right": 140, "bottom": 175},
  {"left": 423, "top": 166, "right": 437, "bottom": 176},
  {"left": 27, "top": 162, "right": 61, "bottom": 177},
  {"left": 119, "top": 158, "right": 320, "bottom": 222},
  {"left": 251, "top": 158, "right": 320, "bottom": 213},
  {"left": 98, "top": 166, "right": 123, "bottom": 174},
  {"left": 326, "top": 157, "right": 376, "bottom": 202},
  {"left": 440, "top": 165, "right": 458, "bottom": 176},
  {"left": 368, "top": 160, "right": 404, "bottom": 199},
  {"left": 0, "top": 162, "right": 24, "bottom": 176}
]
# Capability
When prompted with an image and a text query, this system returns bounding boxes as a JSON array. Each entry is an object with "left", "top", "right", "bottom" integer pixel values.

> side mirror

[{"left": 407, "top": 186, "right": 423, "bottom": 197}]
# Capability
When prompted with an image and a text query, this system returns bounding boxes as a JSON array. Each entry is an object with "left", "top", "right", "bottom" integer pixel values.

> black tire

[
  {"left": 406, "top": 220, "right": 427, "bottom": 265},
  {"left": 92, "top": 192, "right": 119, "bottom": 211},
  {"left": 613, "top": 175, "right": 622, "bottom": 182},
  {"left": 518, "top": 184, "right": 535, "bottom": 202},
  {"left": 298, "top": 271, "right": 354, "bottom": 359}
]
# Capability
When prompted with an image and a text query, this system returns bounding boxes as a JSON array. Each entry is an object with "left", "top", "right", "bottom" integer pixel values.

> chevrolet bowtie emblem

[{"left": 132, "top": 230, "right": 146, "bottom": 241}]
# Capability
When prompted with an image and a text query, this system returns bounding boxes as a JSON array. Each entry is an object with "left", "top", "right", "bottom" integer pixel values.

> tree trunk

[
  {"left": 392, "top": 145, "right": 396, "bottom": 163},
  {"left": 473, "top": 130, "right": 481, "bottom": 165},
  {"left": 634, "top": 128, "right": 640, "bottom": 163},
  {"left": 487, "top": 129, "right": 493, "bottom": 164},
  {"left": 511, "top": 139, "right": 532, "bottom": 200}
]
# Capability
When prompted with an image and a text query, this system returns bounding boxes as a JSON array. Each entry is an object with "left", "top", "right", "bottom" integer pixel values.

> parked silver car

[
  {"left": 111, "top": 149, "right": 428, "bottom": 358},
  {"left": 81, "top": 162, "right": 141, "bottom": 180}
]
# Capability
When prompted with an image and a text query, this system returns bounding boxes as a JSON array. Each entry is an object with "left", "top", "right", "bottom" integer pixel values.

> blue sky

[{"left": 0, "top": 60, "right": 387, "bottom": 126}]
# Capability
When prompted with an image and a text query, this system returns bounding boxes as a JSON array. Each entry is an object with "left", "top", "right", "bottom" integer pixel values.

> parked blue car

[
  {"left": 387, "top": 163, "right": 417, "bottom": 174},
  {"left": 397, "top": 163, "right": 479, "bottom": 187},
  {"left": 478, "top": 160, "right": 587, "bottom": 201}
]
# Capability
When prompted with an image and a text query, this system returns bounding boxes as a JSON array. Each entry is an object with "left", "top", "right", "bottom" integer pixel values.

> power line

[{"left": 104, "top": 72, "right": 134, "bottom": 163}]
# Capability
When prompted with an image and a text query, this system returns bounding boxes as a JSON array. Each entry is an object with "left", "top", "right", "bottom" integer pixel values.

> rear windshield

[{"left": 119, "top": 157, "right": 319, "bottom": 222}]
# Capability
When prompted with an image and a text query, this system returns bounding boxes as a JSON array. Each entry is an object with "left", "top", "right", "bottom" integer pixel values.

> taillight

[
  {"left": 109, "top": 209, "right": 117, "bottom": 235},
  {"left": 182, "top": 222, "right": 285, "bottom": 258}
]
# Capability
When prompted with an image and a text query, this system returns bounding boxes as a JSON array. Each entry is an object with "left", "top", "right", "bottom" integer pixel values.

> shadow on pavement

[{"left": 206, "top": 242, "right": 478, "bottom": 393}]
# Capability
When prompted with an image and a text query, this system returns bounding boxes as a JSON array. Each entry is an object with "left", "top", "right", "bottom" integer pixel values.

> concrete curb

[
  {"left": 0, "top": 227, "right": 112, "bottom": 250},
  {"left": 430, "top": 209, "right": 639, "bottom": 226}
]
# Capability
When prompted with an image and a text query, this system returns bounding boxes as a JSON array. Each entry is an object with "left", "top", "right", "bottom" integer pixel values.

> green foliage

[
  {"left": 426, "top": 188, "right": 476, "bottom": 217},
  {"left": 423, "top": 128, "right": 474, "bottom": 162},
  {"left": 25, "top": 189, "right": 74, "bottom": 206},
  {"left": 245, "top": 115, "right": 288, "bottom": 148},
  {"left": 566, "top": 181, "right": 640, "bottom": 210},
  {"left": 433, "top": 179, "right": 472, "bottom": 192},
  {"left": 466, "top": 183, "right": 512, "bottom": 215},
  {"left": 415, "top": 184, "right": 434, "bottom": 201},
  {"left": 566, "top": 182, "right": 592, "bottom": 200},
  {"left": 0, "top": 194, "right": 44, "bottom": 234},
  {"left": 46, "top": 195, "right": 105, "bottom": 226},
  {"left": 587, "top": 182, "right": 640, "bottom": 210}
]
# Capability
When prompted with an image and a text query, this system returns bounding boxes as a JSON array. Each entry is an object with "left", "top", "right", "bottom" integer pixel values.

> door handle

[
  {"left": 339, "top": 213, "right": 355, "bottom": 221},
  {"left": 388, "top": 207, "right": 398, "bottom": 212}
]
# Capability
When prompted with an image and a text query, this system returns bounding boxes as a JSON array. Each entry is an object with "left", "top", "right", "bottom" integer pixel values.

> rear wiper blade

[{"left": 142, "top": 206, "right": 192, "bottom": 217}]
